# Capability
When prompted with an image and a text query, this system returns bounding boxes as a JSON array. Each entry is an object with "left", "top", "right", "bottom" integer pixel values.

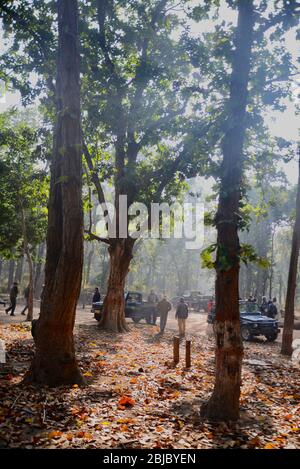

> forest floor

[{"left": 0, "top": 311, "right": 299, "bottom": 449}]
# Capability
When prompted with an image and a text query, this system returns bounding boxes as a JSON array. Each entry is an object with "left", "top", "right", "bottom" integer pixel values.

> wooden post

[
  {"left": 185, "top": 340, "right": 191, "bottom": 368},
  {"left": 173, "top": 336, "right": 180, "bottom": 365}
]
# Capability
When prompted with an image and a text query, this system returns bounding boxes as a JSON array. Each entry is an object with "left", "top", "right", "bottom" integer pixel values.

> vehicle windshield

[
  {"left": 126, "top": 293, "right": 141, "bottom": 302},
  {"left": 239, "top": 302, "right": 260, "bottom": 314}
]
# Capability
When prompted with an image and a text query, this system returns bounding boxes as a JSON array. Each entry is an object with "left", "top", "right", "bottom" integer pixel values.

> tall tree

[
  {"left": 0, "top": 110, "right": 47, "bottom": 320},
  {"left": 200, "top": 0, "right": 255, "bottom": 422},
  {"left": 81, "top": 0, "right": 212, "bottom": 331},
  {"left": 281, "top": 146, "right": 300, "bottom": 356},
  {"left": 25, "top": 0, "right": 84, "bottom": 385}
]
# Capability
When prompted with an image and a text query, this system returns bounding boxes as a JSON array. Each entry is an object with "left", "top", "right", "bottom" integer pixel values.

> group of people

[
  {"left": 148, "top": 290, "right": 189, "bottom": 337},
  {"left": 247, "top": 294, "right": 278, "bottom": 318},
  {"left": 3, "top": 282, "right": 30, "bottom": 317},
  {"left": 259, "top": 296, "right": 278, "bottom": 319},
  {"left": 92, "top": 287, "right": 189, "bottom": 337}
]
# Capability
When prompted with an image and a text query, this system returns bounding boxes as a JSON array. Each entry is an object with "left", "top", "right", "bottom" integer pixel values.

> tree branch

[
  {"left": 82, "top": 137, "right": 108, "bottom": 208},
  {"left": 96, "top": 0, "right": 117, "bottom": 78},
  {"left": 84, "top": 230, "right": 111, "bottom": 245}
]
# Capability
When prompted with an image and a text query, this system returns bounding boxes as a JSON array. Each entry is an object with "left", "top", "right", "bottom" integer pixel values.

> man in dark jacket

[
  {"left": 157, "top": 296, "right": 172, "bottom": 334},
  {"left": 267, "top": 297, "right": 278, "bottom": 319},
  {"left": 92, "top": 287, "right": 101, "bottom": 303},
  {"left": 21, "top": 285, "right": 30, "bottom": 315},
  {"left": 175, "top": 297, "right": 189, "bottom": 337},
  {"left": 5, "top": 282, "right": 19, "bottom": 316},
  {"left": 260, "top": 296, "right": 269, "bottom": 315}
]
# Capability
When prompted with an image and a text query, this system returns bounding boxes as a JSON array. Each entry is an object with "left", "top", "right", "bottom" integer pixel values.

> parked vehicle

[
  {"left": 171, "top": 292, "right": 212, "bottom": 312},
  {"left": 92, "top": 291, "right": 158, "bottom": 324},
  {"left": 207, "top": 300, "right": 280, "bottom": 342}
]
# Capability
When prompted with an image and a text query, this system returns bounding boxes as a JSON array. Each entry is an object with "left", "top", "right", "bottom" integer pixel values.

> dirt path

[{"left": 1, "top": 304, "right": 299, "bottom": 342}]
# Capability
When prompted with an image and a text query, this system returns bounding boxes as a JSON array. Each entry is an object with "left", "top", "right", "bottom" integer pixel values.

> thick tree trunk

[
  {"left": 281, "top": 150, "right": 300, "bottom": 356},
  {"left": 201, "top": 0, "right": 254, "bottom": 422},
  {"left": 25, "top": 0, "right": 83, "bottom": 386},
  {"left": 98, "top": 239, "right": 134, "bottom": 332}
]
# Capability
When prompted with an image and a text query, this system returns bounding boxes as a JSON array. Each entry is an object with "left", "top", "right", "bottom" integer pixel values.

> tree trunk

[
  {"left": 34, "top": 243, "right": 45, "bottom": 298},
  {"left": 15, "top": 255, "right": 24, "bottom": 284},
  {"left": 281, "top": 149, "right": 300, "bottom": 356},
  {"left": 269, "top": 225, "right": 276, "bottom": 299},
  {"left": 98, "top": 238, "right": 134, "bottom": 332},
  {"left": 20, "top": 206, "right": 34, "bottom": 322},
  {"left": 24, "top": 0, "right": 83, "bottom": 386},
  {"left": 7, "top": 259, "right": 15, "bottom": 292},
  {"left": 25, "top": 248, "right": 34, "bottom": 322},
  {"left": 279, "top": 274, "right": 283, "bottom": 306},
  {"left": 85, "top": 244, "right": 94, "bottom": 287},
  {"left": 200, "top": 0, "right": 254, "bottom": 422}
]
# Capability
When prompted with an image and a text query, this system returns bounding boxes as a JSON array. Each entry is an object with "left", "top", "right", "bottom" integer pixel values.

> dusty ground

[
  {"left": 0, "top": 304, "right": 299, "bottom": 449},
  {"left": 1, "top": 302, "right": 299, "bottom": 341}
]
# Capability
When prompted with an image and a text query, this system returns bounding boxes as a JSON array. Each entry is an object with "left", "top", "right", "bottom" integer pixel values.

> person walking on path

[
  {"left": 157, "top": 296, "right": 172, "bottom": 334},
  {"left": 175, "top": 297, "right": 189, "bottom": 337},
  {"left": 148, "top": 289, "right": 159, "bottom": 325},
  {"left": 5, "top": 282, "right": 19, "bottom": 316},
  {"left": 21, "top": 285, "right": 30, "bottom": 315}
]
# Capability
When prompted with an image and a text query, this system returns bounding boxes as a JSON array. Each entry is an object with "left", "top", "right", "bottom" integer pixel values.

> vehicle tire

[
  {"left": 241, "top": 326, "right": 252, "bottom": 341},
  {"left": 132, "top": 317, "right": 141, "bottom": 324},
  {"left": 265, "top": 333, "right": 278, "bottom": 342}
]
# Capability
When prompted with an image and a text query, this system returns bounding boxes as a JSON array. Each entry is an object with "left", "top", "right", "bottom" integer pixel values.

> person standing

[
  {"left": 175, "top": 297, "right": 189, "bottom": 337},
  {"left": 157, "top": 296, "right": 172, "bottom": 334},
  {"left": 5, "top": 282, "right": 19, "bottom": 316},
  {"left": 21, "top": 285, "right": 30, "bottom": 316},
  {"left": 267, "top": 297, "right": 278, "bottom": 319},
  {"left": 92, "top": 287, "right": 101, "bottom": 303},
  {"left": 207, "top": 297, "right": 214, "bottom": 313},
  {"left": 260, "top": 296, "right": 268, "bottom": 315},
  {"left": 148, "top": 289, "right": 158, "bottom": 325}
]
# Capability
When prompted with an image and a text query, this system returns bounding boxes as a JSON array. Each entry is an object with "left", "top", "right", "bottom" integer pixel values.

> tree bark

[
  {"left": 24, "top": 0, "right": 83, "bottom": 386},
  {"left": 98, "top": 238, "right": 134, "bottom": 332},
  {"left": 281, "top": 149, "right": 300, "bottom": 356},
  {"left": 200, "top": 0, "right": 254, "bottom": 422}
]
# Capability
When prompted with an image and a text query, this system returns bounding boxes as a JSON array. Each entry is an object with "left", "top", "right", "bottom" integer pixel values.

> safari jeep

[
  {"left": 92, "top": 291, "right": 158, "bottom": 324},
  {"left": 207, "top": 301, "right": 280, "bottom": 342}
]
